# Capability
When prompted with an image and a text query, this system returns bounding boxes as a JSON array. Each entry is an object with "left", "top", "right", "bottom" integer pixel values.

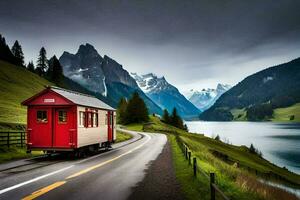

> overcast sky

[{"left": 1, "top": 0, "right": 300, "bottom": 93}]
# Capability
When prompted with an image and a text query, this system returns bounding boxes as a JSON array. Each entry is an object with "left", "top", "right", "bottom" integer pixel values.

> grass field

[
  {"left": 230, "top": 104, "right": 300, "bottom": 122},
  {"left": 231, "top": 108, "right": 247, "bottom": 121},
  {"left": 123, "top": 123, "right": 144, "bottom": 131},
  {"left": 272, "top": 103, "right": 300, "bottom": 122},
  {"left": 0, "top": 60, "right": 53, "bottom": 126},
  {"left": 115, "top": 130, "right": 133, "bottom": 143},
  {"left": 126, "top": 116, "right": 300, "bottom": 200},
  {"left": 0, "top": 147, "right": 42, "bottom": 163}
]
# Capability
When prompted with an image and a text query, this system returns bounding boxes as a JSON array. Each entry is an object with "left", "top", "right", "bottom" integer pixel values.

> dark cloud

[{"left": 1, "top": 0, "right": 300, "bottom": 90}]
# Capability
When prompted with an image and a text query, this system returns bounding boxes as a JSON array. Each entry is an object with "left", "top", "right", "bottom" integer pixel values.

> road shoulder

[{"left": 128, "top": 139, "right": 185, "bottom": 200}]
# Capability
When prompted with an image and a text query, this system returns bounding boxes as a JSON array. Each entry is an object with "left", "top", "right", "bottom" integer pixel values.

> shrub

[{"left": 249, "top": 143, "right": 263, "bottom": 157}]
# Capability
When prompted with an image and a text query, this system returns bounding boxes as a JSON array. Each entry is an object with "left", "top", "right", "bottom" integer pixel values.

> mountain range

[
  {"left": 1, "top": 33, "right": 300, "bottom": 123},
  {"left": 131, "top": 73, "right": 201, "bottom": 118},
  {"left": 200, "top": 57, "right": 300, "bottom": 121},
  {"left": 187, "top": 84, "right": 231, "bottom": 111},
  {"left": 59, "top": 44, "right": 162, "bottom": 115}
]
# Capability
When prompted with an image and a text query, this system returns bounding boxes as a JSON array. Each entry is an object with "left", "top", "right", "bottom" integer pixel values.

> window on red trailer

[
  {"left": 58, "top": 110, "right": 67, "bottom": 123},
  {"left": 37, "top": 110, "right": 48, "bottom": 123},
  {"left": 87, "top": 112, "right": 92, "bottom": 127},
  {"left": 79, "top": 111, "right": 85, "bottom": 127},
  {"left": 93, "top": 113, "right": 98, "bottom": 127}
]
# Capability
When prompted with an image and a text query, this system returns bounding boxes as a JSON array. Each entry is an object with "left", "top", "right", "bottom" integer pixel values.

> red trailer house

[{"left": 22, "top": 86, "right": 116, "bottom": 153}]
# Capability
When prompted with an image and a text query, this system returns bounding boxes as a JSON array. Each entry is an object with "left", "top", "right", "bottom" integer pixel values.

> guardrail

[
  {"left": 176, "top": 135, "right": 230, "bottom": 200},
  {"left": 0, "top": 131, "right": 26, "bottom": 148}
]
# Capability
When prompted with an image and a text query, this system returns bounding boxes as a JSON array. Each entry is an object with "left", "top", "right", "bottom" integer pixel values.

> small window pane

[
  {"left": 37, "top": 111, "right": 47, "bottom": 123},
  {"left": 59, "top": 110, "right": 67, "bottom": 123},
  {"left": 93, "top": 113, "right": 98, "bottom": 127},
  {"left": 88, "top": 113, "right": 92, "bottom": 127},
  {"left": 79, "top": 112, "right": 85, "bottom": 126}
]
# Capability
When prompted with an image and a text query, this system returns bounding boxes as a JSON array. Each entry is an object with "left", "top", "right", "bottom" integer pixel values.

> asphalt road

[{"left": 0, "top": 129, "right": 167, "bottom": 200}]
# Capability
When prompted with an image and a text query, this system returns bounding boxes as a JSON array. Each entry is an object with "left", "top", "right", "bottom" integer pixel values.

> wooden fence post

[
  {"left": 210, "top": 173, "right": 215, "bottom": 200},
  {"left": 193, "top": 157, "right": 197, "bottom": 177},
  {"left": 188, "top": 151, "right": 191, "bottom": 165}
]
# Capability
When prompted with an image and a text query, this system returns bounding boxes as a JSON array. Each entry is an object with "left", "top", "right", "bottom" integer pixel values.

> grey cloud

[{"left": 0, "top": 0, "right": 300, "bottom": 90}]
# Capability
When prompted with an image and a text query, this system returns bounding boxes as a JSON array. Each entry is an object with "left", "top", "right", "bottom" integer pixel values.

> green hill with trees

[
  {"left": 200, "top": 58, "right": 300, "bottom": 121},
  {"left": 0, "top": 33, "right": 108, "bottom": 129}
]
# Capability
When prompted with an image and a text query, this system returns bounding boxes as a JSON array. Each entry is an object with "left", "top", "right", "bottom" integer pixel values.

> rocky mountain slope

[
  {"left": 131, "top": 73, "right": 200, "bottom": 119},
  {"left": 59, "top": 44, "right": 162, "bottom": 114}
]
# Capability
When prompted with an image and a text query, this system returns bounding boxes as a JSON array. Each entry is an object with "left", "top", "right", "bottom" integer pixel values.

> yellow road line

[
  {"left": 21, "top": 133, "right": 151, "bottom": 200},
  {"left": 22, "top": 181, "right": 66, "bottom": 200},
  {"left": 66, "top": 154, "right": 123, "bottom": 179},
  {"left": 67, "top": 134, "right": 150, "bottom": 179}
]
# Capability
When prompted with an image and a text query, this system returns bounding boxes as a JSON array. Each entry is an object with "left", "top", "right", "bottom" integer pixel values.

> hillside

[
  {"left": 200, "top": 57, "right": 300, "bottom": 121},
  {"left": 0, "top": 60, "right": 53, "bottom": 126},
  {"left": 126, "top": 116, "right": 300, "bottom": 200},
  {"left": 272, "top": 103, "right": 300, "bottom": 122}
]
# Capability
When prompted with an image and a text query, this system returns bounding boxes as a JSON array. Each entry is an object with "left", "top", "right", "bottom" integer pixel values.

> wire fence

[
  {"left": 0, "top": 131, "right": 26, "bottom": 148},
  {"left": 175, "top": 135, "right": 230, "bottom": 200}
]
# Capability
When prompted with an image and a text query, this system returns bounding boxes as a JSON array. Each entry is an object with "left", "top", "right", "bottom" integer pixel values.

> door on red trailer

[
  {"left": 107, "top": 111, "right": 113, "bottom": 142},
  {"left": 53, "top": 108, "right": 74, "bottom": 148},
  {"left": 29, "top": 107, "right": 53, "bottom": 147}
]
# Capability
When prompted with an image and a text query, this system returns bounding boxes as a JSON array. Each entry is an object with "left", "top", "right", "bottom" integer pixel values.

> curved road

[{"left": 0, "top": 129, "right": 167, "bottom": 200}]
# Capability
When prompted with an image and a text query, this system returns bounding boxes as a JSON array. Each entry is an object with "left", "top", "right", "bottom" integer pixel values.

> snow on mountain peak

[
  {"left": 188, "top": 84, "right": 231, "bottom": 111},
  {"left": 131, "top": 72, "right": 201, "bottom": 118},
  {"left": 130, "top": 72, "right": 174, "bottom": 93}
]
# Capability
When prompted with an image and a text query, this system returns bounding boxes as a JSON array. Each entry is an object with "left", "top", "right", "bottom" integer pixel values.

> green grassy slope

[
  {"left": 272, "top": 103, "right": 300, "bottom": 122},
  {"left": 229, "top": 104, "right": 300, "bottom": 122},
  {"left": 231, "top": 108, "right": 247, "bottom": 121},
  {"left": 115, "top": 130, "right": 133, "bottom": 143},
  {"left": 126, "top": 116, "right": 300, "bottom": 200},
  {"left": 0, "top": 60, "right": 53, "bottom": 125}
]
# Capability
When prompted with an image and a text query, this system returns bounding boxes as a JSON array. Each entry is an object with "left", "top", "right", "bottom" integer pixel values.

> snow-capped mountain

[
  {"left": 188, "top": 84, "right": 231, "bottom": 111},
  {"left": 131, "top": 73, "right": 174, "bottom": 93},
  {"left": 59, "top": 44, "right": 162, "bottom": 114},
  {"left": 131, "top": 73, "right": 201, "bottom": 119}
]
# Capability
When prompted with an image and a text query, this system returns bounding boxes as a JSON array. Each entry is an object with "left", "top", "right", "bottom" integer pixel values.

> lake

[{"left": 185, "top": 121, "right": 300, "bottom": 175}]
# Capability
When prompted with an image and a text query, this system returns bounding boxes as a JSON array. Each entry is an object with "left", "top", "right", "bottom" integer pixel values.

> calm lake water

[{"left": 185, "top": 121, "right": 300, "bottom": 175}]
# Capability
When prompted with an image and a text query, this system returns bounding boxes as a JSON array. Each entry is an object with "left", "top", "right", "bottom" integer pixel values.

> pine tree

[
  {"left": 0, "top": 34, "right": 17, "bottom": 64},
  {"left": 162, "top": 109, "right": 170, "bottom": 124},
  {"left": 117, "top": 97, "right": 128, "bottom": 124},
  {"left": 11, "top": 40, "right": 24, "bottom": 66},
  {"left": 170, "top": 107, "right": 184, "bottom": 129},
  {"left": 125, "top": 92, "right": 149, "bottom": 124},
  {"left": 47, "top": 56, "right": 64, "bottom": 85},
  {"left": 27, "top": 61, "right": 35, "bottom": 72},
  {"left": 36, "top": 47, "right": 48, "bottom": 76},
  {"left": 249, "top": 144, "right": 256, "bottom": 154}
]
